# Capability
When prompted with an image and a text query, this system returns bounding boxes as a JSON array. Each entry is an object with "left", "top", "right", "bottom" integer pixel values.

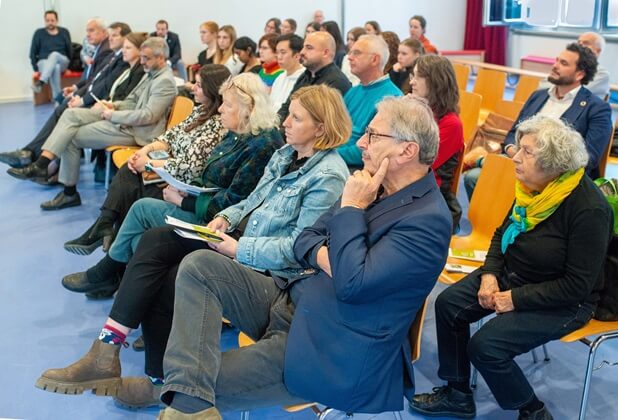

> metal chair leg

[
  {"left": 240, "top": 411, "right": 250, "bottom": 420},
  {"left": 531, "top": 348, "right": 539, "bottom": 363},
  {"left": 104, "top": 150, "right": 111, "bottom": 191},
  {"left": 542, "top": 343, "right": 550, "bottom": 362}
]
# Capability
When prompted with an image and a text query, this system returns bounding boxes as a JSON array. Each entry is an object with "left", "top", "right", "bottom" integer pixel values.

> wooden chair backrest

[
  {"left": 468, "top": 154, "right": 516, "bottom": 239},
  {"left": 598, "top": 123, "right": 616, "bottom": 178},
  {"left": 167, "top": 96, "right": 194, "bottom": 129},
  {"left": 473, "top": 68, "right": 506, "bottom": 114},
  {"left": 513, "top": 75, "right": 541, "bottom": 103},
  {"left": 453, "top": 63, "right": 470, "bottom": 91},
  {"left": 459, "top": 90, "right": 482, "bottom": 142},
  {"left": 493, "top": 99, "right": 525, "bottom": 121},
  {"left": 408, "top": 298, "right": 429, "bottom": 363}
]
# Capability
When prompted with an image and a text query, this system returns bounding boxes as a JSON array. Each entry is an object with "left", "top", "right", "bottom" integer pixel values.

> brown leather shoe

[
  {"left": 35, "top": 339, "right": 121, "bottom": 396},
  {"left": 113, "top": 376, "right": 162, "bottom": 409},
  {"left": 157, "top": 407, "right": 222, "bottom": 420}
]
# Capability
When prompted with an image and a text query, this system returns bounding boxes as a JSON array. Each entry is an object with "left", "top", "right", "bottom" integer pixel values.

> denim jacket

[{"left": 218, "top": 144, "right": 349, "bottom": 278}]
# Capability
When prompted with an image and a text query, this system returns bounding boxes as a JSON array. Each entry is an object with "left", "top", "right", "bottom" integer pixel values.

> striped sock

[{"left": 98, "top": 324, "right": 127, "bottom": 345}]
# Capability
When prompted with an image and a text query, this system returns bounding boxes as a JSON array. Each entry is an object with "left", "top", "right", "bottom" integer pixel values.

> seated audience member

[
  {"left": 257, "top": 33, "right": 284, "bottom": 87},
  {"left": 381, "top": 31, "right": 401, "bottom": 74},
  {"left": 233, "top": 37, "right": 261, "bottom": 73},
  {"left": 59, "top": 72, "right": 283, "bottom": 296},
  {"left": 214, "top": 25, "right": 242, "bottom": 75},
  {"left": 409, "top": 15, "right": 438, "bottom": 54},
  {"left": 280, "top": 18, "right": 297, "bottom": 35},
  {"left": 337, "top": 35, "right": 402, "bottom": 169},
  {"left": 185, "top": 21, "right": 219, "bottom": 89},
  {"left": 151, "top": 19, "right": 188, "bottom": 81},
  {"left": 278, "top": 31, "right": 351, "bottom": 121},
  {"left": 313, "top": 9, "right": 325, "bottom": 24},
  {"left": 264, "top": 17, "right": 282, "bottom": 35},
  {"left": 320, "top": 21, "right": 347, "bottom": 68},
  {"left": 63, "top": 64, "right": 230, "bottom": 258},
  {"left": 30, "top": 10, "right": 72, "bottom": 99},
  {"left": 341, "top": 27, "right": 366, "bottom": 86},
  {"left": 464, "top": 43, "right": 612, "bottom": 198},
  {"left": 578, "top": 32, "right": 610, "bottom": 99},
  {"left": 270, "top": 34, "right": 305, "bottom": 112},
  {"left": 410, "top": 55, "right": 464, "bottom": 230},
  {"left": 364, "top": 20, "right": 381, "bottom": 35},
  {"left": 0, "top": 22, "right": 129, "bottom": 173},
  {"left": 80, "top": 35, "right": 96, "bottom": 71},
  {"left": 35, "top": 85, "right": 350, "bottom": 410},
  {"left": 157, "top": 96, "right": 451, "bottom": 418},
  {"left": 8, "top": 37, "right": 177, "bottom": 210},
  {"left": 389, "top": 38, "right": 424, "bottom": 93},
  {"left": 304, "top": 21, "right": 321, "bottom": 36},
  {"left": 411, "top": 115, "right": 613, "bottom": 420}
]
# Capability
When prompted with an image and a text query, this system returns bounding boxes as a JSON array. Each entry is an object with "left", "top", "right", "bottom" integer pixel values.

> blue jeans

[
  {"left": 171, "top": 60, "right": 188, "bottom": 81},
  {"left": 37, "top": 52, "right": 69, "bottom": 99},
  {"left": 435, "top": 270, "right": 594, "bottom": 410},
  {"left": 463, "top": 167, "right": 480, "bottom": 200},
  {"left": 108, "top": 198, "right": 201, "bottom": 263},
  {"left": 161, "top": 250, "right": 307, "bottom": 411}
]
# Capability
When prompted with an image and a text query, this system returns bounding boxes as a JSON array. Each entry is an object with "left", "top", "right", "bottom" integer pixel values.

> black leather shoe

[
  {"left": 40, "top": 191, "right": 81, "bottom": 211},
  {"left": 518, "top": 404, "right": 553, "bottom": 420},
  {"left": 62, "top": 270, "right": 120, "bottom": 295},
  {"left": 132, "top": 335, "right": 145, "bottom": 352},
  {"left": 0, "top": 149, "right": 33, "bottom": 168},
  {"left": 7, "top": 163, "right": 47, "bottom": 182},
  {"left": 85, "top": 283, "right": 119, "bottom": 300},
  {"left": 410, "top": 386, "right": 476, "bottom": 418},
  {"left": 64, "top": 218, "right": 114, "bottom": 255}
]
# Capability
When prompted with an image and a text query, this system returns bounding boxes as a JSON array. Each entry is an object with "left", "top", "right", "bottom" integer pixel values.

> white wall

[
  {"left": 508, "top": 31, "right": 618, "bottom": 83},
  {"left": 343, "top": 0, "right": 466, "bottom": 50},
  {"left": 0, "top": 0, "right": 468, "bottom": 102}
]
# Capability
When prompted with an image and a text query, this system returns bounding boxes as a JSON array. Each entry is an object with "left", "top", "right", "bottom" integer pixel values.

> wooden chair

[
  {"left": 558, "top": 320, "right": 618, "bottom": 420},
  {"left": 493, "top": 99, "right": 524, "bottom": 121},
  {"left": 439, "top": 154, "right": 516, "bottom": 285},
  {"left": 453, "top": 63, "right": 470, "bottom": 91},
  {"left": 473, "top": 68, "right": 507, "bottom": 124},
  {"left": 458, "top": 90, "right": 482, "bottom": 143},
  {"left": 103, "top": 96, "right": 195, "bottom": 189},
  {"left": 513, "top": 75, "right": 541, "bottom": 104},
  {"left": 598, "top": 124, "right": 617, "bottom": 178}
]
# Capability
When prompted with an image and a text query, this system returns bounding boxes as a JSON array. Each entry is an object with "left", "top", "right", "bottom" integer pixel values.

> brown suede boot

[
  {"left": 35, "top": 339, "right": 121, "bottom": 396},
  {"left": 157, "top": 406, "right": 222, "bottom": 420},
  {"left": 113, "top": 376, "right": 163, "bottom": 409}
]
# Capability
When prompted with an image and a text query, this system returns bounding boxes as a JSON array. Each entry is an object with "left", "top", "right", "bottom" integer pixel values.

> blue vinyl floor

[{"left": 0, "top": 101, "right": 616, "bottom": 420}]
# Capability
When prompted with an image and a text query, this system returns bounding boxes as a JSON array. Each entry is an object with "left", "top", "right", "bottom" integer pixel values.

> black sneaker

[
  {"left": 518, "top": 404, "right": 553, "bottom": 420},
  {"left": 410, "top": 386, "right": 476, "bottom": 418}
]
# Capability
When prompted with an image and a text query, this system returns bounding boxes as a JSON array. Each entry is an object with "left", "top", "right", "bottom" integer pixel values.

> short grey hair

[
  {"left": 87, "top": 17, "right": 107, "bottom": 31},
  {"left": 376, "top": 96, "right": 439, "bottom": 165},
  {"left": 583, "top": 31, "right": 606, "bottom": 53},
  {"left": 141, "top": 36, "right": 169, "bottom": 59},
  {"left": 515, "top": 114, "right": 589, "bottom": 174},
  {"left": 219, "top": 73, "right": 279, "bottom": 135},
  {"left": 357, "top": 34, "right": 389, "bottom": 72}
]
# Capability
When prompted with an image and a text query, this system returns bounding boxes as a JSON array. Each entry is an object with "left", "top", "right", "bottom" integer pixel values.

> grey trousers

[
  {"left": 161, "top": 250, "right": 307, "bottom": 412},
  {"left": 42, "top": 107, "right": 136, "bottom": 186}
]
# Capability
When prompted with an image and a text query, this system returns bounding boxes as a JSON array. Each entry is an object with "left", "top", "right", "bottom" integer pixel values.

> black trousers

[
  {"left": 435, "top": 270, "right": 594, "bottom": 410},
  {"left": 24, "top": 98, "right": 69, "bottom": 158},
  {"left": 108, "top": 226, "right": 209, "bottom": 378},
  {"left": 102, "top": 164, "right": 165, "bottom": 226}
]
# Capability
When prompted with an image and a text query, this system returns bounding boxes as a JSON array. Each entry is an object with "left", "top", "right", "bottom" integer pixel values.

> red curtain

[{"left": 464, "top": 0, "right": 507, "bottom": 65}]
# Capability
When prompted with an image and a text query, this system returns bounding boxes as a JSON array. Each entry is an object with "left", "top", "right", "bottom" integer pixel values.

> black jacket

[
  {"left": 75, "top": 37, "right": 112, "bottom": 90},
  {"left": 77, "top": 51, "right": 129, "bottom": 107},
  {"left": 150, "top": 31, "right": 182, "bottom": 65}
]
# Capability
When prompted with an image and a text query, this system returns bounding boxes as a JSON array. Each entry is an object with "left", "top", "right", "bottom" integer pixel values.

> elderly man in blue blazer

[
  {"left": 156, "top": 96, "right": 452, "bottom": 419},
  {"left": 464, "top": 42, "right": 612, "bottom": 198}
]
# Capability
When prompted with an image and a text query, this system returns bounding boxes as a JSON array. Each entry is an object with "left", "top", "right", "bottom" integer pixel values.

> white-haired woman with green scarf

[{"left": 411, "top": 114, "right": 614, "bottom": 420}]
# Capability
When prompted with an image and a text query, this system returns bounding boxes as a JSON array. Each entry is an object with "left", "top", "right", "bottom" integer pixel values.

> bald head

[
  {"left": 300, "top": 31, "right": 336, "bottom": 73},
  {"left": 578, "top": 32, "right": 605, "bottom": 57}
]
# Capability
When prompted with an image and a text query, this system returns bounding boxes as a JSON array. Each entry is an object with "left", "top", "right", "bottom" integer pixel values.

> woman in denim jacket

[{"left": 36, "top": 85, "right": 352, "bottom": 409}]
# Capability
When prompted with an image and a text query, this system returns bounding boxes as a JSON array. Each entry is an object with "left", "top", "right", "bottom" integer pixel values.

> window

[{"left": 483, "top": 0, "right": 607, "bottom": 32}]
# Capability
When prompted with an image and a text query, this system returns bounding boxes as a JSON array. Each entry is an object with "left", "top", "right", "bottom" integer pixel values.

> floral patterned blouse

[{"left": 157, "top": 106, "right": 226, "bottom": 183}]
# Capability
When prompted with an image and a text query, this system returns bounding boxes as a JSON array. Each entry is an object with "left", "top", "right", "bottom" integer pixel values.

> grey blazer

[{"left": 110, "top": 66, "right": 177, "bottom": 145}]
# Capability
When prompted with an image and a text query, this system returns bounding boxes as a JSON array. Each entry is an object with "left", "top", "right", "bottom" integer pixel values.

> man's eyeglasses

[{"left": 364, "top": 128, "right": 398, "bottom": 145}]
